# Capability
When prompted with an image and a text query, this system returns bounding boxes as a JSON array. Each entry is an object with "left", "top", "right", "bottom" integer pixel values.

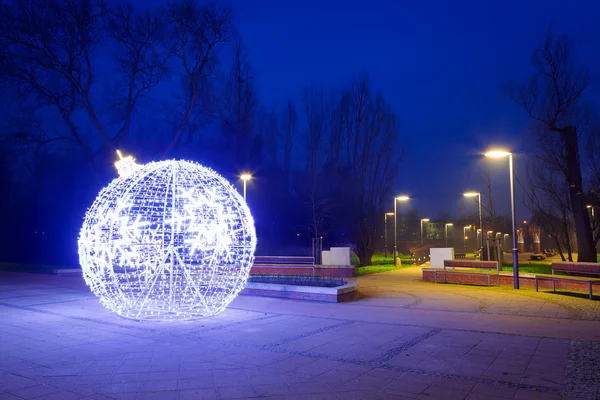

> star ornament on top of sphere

[{"left": 78, "top": 150, "right": 256, "bottom": 321}]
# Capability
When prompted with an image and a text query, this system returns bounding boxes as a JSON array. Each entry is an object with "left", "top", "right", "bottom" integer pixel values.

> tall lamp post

[
  {"left": 463, "top": 225, "right": 471, "bottom": 253},
  {"left": 485, "top": 149, "right": 519, "bottom": 289},
  {"left": 394, "top": 195, "right": 410, "bottom": 266},
  {"left": 463, "top": 192, "right": 483, "bottom": 260},
  {"left": 445, "top": 223, "right": 453, "bottom": 247},
  {"left": 420, "top": 218, "right": 430, "bottom": 246},
  {"left": 384, "top": 212, "right": 394, "bottom": 258},
  {"left": 240, "top": 174, "right": 252, "bottom": 201}
]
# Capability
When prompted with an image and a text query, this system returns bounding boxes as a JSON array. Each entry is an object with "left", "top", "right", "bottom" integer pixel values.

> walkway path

[{"left": 1, "top": 267, "right": 599, "bottom": 399}]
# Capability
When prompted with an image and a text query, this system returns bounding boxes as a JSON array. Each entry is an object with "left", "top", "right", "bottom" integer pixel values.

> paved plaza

[{"left": 1, "top": 267, "right": 600, "bottom": 400}]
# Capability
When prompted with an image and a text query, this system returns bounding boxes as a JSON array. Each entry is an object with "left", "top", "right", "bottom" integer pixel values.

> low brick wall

[
  {"left": 422, "top": 269, "right": 593, "bottom": 292},
  {"left": 250, "top": 265, "right": 354, "bottom": 277}
]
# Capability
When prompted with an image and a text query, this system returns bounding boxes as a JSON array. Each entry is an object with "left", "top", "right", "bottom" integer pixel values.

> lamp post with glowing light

[
  {"left": 445, "top": 223, "right": 453, "bottom": 247},
  {"left": 240, "top": 174, "right": 252, "bottom": 201},
  {"left": 463, "top": 225, "right": 471, "bottom": 253},
  {"left": 384, "top": 212, "right": 394, "bottom": 258},
  {"left": 420, "top": 218, "right": 430, "bottom": 246},
  {"left": 464, "top": 192, "right": 483, "bottom": 259},
  {"left": 485, "top": 149, "right": 519, "bottom": 289},
  {"left": 394, "top": 195, "right": 410, "bottom": 266}
]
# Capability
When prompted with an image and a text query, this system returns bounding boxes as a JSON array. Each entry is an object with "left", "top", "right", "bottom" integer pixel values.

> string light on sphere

[{"left": 78, "top": 151, "right": 256, "bottom": 320}]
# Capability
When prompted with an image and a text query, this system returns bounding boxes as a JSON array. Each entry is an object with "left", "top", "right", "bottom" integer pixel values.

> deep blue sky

[{"left": 143, "top": 0, "right": 600, "bottom": 220}]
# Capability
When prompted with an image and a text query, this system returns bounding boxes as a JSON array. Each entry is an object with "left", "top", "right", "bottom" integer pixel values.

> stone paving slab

[{"left": 1, "top": 268, "right": 600, "bottom": 399}]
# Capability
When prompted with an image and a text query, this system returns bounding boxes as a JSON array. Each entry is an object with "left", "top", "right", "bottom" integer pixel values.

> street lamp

[
  {"left": 463, "top": 225, "right": 471, "bottom": 253},
  {"left": 420, "top": 218, "right": 430, "bottom": 246},
  {"left": 485, "top": 149, "right": 519, "bottom": 289},
  {"left": 463, "top": 192, "right": 483, "bottom": 260},
  {"left": 240, "top": 173, "right": 252, "bottom": 201},
  {"left": 394, "top": 195, "right": 410, "bottom": 266},
  {"left": 384, "top": 212, "right": 394, "bottom": 258},
  {"left": 445, "top": 223, "right": 453, "bottom": 247}
]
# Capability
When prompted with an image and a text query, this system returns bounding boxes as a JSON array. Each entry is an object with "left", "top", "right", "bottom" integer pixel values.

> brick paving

[{"left": 0, "top": 267, "right": 599, "bottom": 399}]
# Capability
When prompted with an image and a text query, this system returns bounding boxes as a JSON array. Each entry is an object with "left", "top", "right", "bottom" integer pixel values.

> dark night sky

[{"left": 141, "top": 0, "right": 600, "bottom": 220}]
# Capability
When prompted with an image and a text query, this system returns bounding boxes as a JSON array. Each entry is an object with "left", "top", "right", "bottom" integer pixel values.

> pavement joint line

[
  {"left": 185, "top": 314, "right": 282, "bottom": 336},
  {"left": 0, "top": 297, "right": 581, "bottom": 397},
  {"left": 379, "top": 364, "right": 563, "bottom": 396},
  {"left": 1, "top": 299, "right": 581, "bottom": 343},
  {"left": 184, "top": 332, "right": 563, "bottom": 395},
  {"left": 0, "top": 324, "right": 566, "bottom": 398},
  {"left": 359, "top": 291, "right": 424, "bottom": 308},
  {"left": 0, "top": 301, "right": 279, "bottom": 341},
  {"left": 359, "top": 290, "right": 575, "bottom": 320},
  {"left": 0, "top": 292, "right": 86, "bottom": 300},
  {"left": 13, "top": 298, "right": 96, "bottom": 307},
  {"left": 266, "top": 320, "right": 355, "bottom": 349},
  {"left": 227, "top": 305, "right": 583, "bottom": 341},
  {"left": 402, "top": 306, "right": 572, "bottom": 320},
  {"left": 370, "top": 328, "right": 442, "bottom": 364},
  {"left": 0, "top": 301, "right": 172, "bottom": 334}
]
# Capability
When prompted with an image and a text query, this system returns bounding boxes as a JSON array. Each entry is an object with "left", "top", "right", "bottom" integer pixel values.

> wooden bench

[
  {"left": 544, "top": 249, "right": 558, "bottom": 257},
  {"left": 252, "top": 256, "right": 316, "bottom": 277},
  {"left": 435, "top": 259, "right": 500, "bottom": 287},
  {"left": 535, "top": 262, "right": 600, "bottom": 300},
  {"left": 253, "top": 256, "right": 314, "bottom": 267}
]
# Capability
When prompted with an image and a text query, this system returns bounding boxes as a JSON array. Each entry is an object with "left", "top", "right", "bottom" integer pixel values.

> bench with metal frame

[
  {"left": 535, "top": 262, "right": 600, "bottom": 300},
  {"left": 435, "top": 259, "right": 500, "bottom": 287},
  {"left": 252, "top": 255, "right": 316, "bottom": 277}
]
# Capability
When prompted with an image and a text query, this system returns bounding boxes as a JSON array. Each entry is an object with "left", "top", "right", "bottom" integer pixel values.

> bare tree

[
  {"left": 584, "top": 121, "right": 600, "bottom": 246},
  {"left": 0, "top": 0, "right": 110, "bottom": 155},
  {"left": 301, "top": 85, "right": 331, "bottom": 238},
  {"left": 255, "top": 106, "right": 280, "bottom": 167},
  {"left": 482, "top": 169, "right": 497, "bottom": 233},
  {"left": 507, "top": 28, "right": 595, "bottom": 262},
  {"left": 220, "top": 33, "right": 257, "bottom": 167},
  {"left": 329, "top": 75, "right": 403, "bottom": 266},
  {"left": 0, "top": 0, "right": 170, "bottom": 157},
  {"left": 519, "top": 157, "right": 575, "bottom": 261},
  {"left": 163, "top": 0, "right": 232, "bottom": 157},
  {"left": 304, "top": 197, "right": 333, "bottom": 240},
  {"left": 303, "top": 85, "right": 329, "bottom": 179},
  {"left": 107, "top": 4, "right": 170, "bottom": 146},
  {"left": 281, "top": 100, "right": 297, "bottom": 190}
]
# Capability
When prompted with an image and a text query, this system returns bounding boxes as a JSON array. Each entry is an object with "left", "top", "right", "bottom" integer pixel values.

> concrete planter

[{"left": 241, "top": 280, "right": 359, "bottom": 302}]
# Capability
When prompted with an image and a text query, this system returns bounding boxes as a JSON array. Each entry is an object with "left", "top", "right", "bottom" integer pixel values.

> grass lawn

[
  {"left": 501, "top": 264, "right": 553, "bottom": 275},
  {"left": 354, "top": 253, "right": 414, "bottom": 276},
  {"left": 355, "top": 265, "right": 399, "bottom": 276}
]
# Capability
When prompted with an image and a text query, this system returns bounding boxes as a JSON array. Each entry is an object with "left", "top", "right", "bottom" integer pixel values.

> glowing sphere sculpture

[{"left": 78, "top": 154, "right": 256, "bottom": 320}]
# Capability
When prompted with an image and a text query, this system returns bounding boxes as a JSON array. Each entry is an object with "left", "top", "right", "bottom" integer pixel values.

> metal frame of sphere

[{"left": 78, "top": 152, "right": 257, "bottom": 320}]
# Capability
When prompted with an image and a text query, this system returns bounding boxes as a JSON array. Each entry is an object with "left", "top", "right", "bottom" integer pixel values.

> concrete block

[
  {"left": 330, "top": 247, "right": 351, "bottom": 266},
  {"left": 430, "top": 248, "right": 454, "bottom": 269},
  {"left": 322, "top": 250, "right": 331, "bottom": 266}
]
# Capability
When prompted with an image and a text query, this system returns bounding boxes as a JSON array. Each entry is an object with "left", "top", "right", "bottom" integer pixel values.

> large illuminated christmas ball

[{"left": 78, "top": 153, "right": 256, "bottom": 320}]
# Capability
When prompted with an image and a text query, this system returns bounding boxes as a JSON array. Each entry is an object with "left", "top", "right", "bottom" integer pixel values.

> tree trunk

[
  {"left": 356, "top": 247, "right": 373, "bottom": 267},
  {"left": 553, "top": 236, "right": 566, "bottom": 261},
  {"left": 564, "top": 127, "right": 596, "bottom": 262}
]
